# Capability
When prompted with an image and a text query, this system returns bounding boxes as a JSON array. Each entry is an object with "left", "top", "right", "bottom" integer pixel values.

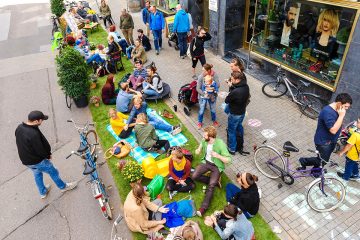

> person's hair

[
  {"left": 224, "top": 204, "right": 240, "bottom": 219},
  {"left": 134, "top": 39, "right": 141, "bottom": 45},
  {"left": 231, "top": 71, "right": 245, "bottom": 81},
  {"left": 137, "top": 28, "right": 144, "bottom": 33},
  {"left": 133, "top": 96, "right": 143, "bottom": 104},
  {"left": 132, "top": 182, "right": 146, "bottom": 206},
  {"left": 137, "top": 113, "right": 148, "bottom": 123},
  {"left": 146, "top": 63, "right": 157, "bottom": 73},
  {"left": 108, "top": 108, "right": 116, "bottom": 117},
  {"left": 231, "top": 58, "right": 245, "bottom": 72},
  {"left": 135, "top": 59, "right": 143, "bottom": 65},
  {"left": 204, "top": 75, "right": 213, "bottom": 84},
  {"left": 108, "top": 35, "right": 114, "bottom": 41},
  {"left": 236, "top": 172, "right": 259, "bottom": 186},
  {"left": 316, "top": 9, "right": 340, "bottom": 37},
  {"left": 203, "top": 63, "right": 213, "bottom": 72},
  {"left": 182, "top": 226, "right": 196, "bottom": 240},
  {"left": 335, "top": 93, "right": 352, "bottom": 105},
  {"left": 172, "top": 148, "right": 184, "bottom": 160},
  {"left": 109, "top": 25, "right": 116, "bottom": 32},
  {"left": 120, "top": 82, "right": 129, "bottom": 90},
  {"left": 65, "top": 35, "right": 76, "bottom": 46},
  {"left": 197, "top": 26, "right": 205, "bottom": 34},
  {"left": 203, "top": 126, "right": 217, "bottom": 138},
  {"left": 106, "top": 74, "right": 114, "bottom": 85},
  {"left": 146, "top": 0, "right": 150, "bottom": 3},
  {"left": 152, "top": 5, "right": 157, "bottom": 10},
  {"left": 285, "top": 2, "right": 299, "bottom": 12}
]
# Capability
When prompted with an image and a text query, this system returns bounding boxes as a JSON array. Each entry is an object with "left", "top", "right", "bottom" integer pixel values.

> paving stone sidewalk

[{"left": 106, "top": 1, "right": 360, "bottom": 239}]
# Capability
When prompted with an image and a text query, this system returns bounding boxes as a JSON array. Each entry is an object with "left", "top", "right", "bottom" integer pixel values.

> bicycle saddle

[
  {"left": 83, "top": 161, "right": 96, "bottom": 175},
  {"left": 283, "top": 141, "right": 299, "bottom": 152},
  {"left": 77, "top": 143, "right": 88, "bottom": 153},
  {"left": 299, "top": 80, "right": 311, "bottom": 87}
]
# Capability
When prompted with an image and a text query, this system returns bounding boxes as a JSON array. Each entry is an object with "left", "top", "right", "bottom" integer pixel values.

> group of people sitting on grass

[{"left": 121, "top": 125, "right": 259, "bottom": 240}]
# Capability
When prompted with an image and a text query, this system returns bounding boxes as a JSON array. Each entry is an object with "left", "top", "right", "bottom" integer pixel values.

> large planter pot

[
  {"left": 74, "top": 95, "right": 89, "bottom": 108},
  {"left": 268, "top": 20, "right": 280, "bottom": 33},
  {"left": 128, "top": 0, "right": 141, "bottom": 12}
]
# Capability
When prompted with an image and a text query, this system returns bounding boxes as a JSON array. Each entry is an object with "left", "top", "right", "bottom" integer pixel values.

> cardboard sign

[{"left": 165, "top": 15, "right": 175, "bottom": 37}]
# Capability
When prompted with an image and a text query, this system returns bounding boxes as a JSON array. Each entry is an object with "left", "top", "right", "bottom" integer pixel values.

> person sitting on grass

[
  {"left": 192, "top": 126, "right": 231, "bottom": 217},
  {"left": 166, "top": 147, "right": 195, "bottom": 199},
  {"left": 131, "top": 39, "right": 147, "bottom": 64},
  {"left": 128, "top": 59, "right": 148, "bottom": 91},
  {"left": 74, "top": 39, "right": 105, "bottom": 65},
  {"left": 134, "top": 113, "right": 170, "bottom": 153},
  {"left": 101, "top": 74, "right": 118, "bottom": 105},
  {"left": 204, "top": 203, "right": 255, "bottom": 240},
  {"left": 141, "top": 64, "right": 163, "bottom": 97},
  {"left": 116, "top": 82, "right": 142, "bottom": 114},
  {"left": 124, "top": 182, "right": 169, "bottom": 234},
  {"left": 137, "top": 28, "right": 152, "bottom": 51},
  {"left": 174, "top": 220, "right": 203, "bottom": 240},
  {"left": 108, "top": 108, "right": 135, "bottom": 139},
  {"left": 337, "top": 117, "right": 360, "bottom": 181},
  {"left": 122, "top": 97, "right": 181, "bottom": 138},
  {"left": 226, "top": 172, "right": 260, "bottom": 219}
]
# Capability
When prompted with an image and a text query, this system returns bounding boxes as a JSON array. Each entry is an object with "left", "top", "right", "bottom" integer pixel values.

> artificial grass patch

[{"left": 87, "top": 28, "right": 278, "bottom": 240}]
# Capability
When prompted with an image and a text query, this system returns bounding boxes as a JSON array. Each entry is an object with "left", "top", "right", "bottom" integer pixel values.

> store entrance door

[{"left": 203, "top": 0, "right": 209, "bottom": 31}]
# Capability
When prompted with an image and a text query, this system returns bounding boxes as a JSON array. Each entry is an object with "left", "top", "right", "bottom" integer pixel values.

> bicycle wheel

[
  {"left": 100, "top": 196, "right": 113, "bottom": 220},
  {"left": 307, "top": 177, "right": 346, "bottom": 212},
  {"left": 298, "top": 94, "right": 323, "bottom": 119},
  {"left": 65, "top": 94, "right": 72, "bottom": 109},
  {"left": 254, "top": 146, "right": 286, "bottom": 179},
  {"left": 262, "top": 81, "right": 287, "bottom": 98},
  {"left": 86, "top": 130, "right": 98, "bottom": 156}
]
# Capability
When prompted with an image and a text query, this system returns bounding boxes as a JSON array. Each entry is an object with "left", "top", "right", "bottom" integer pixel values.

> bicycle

[
  {"left": 254, "top": 140, "right": 346, "bottom": 212},
  {"left": 262, "top": 66, "right": 324, "bottom": 119},
  {"left": 65, "top": 94, "right": 72, "bottom": 109},
  {"left": 66, "top": 119, "right": 113, "bottom": 220},
  {"left": 110, "top": 214, "right": 124, "bottom": 240},
  {"left": 51, "top": 15, "right": 60, "bottom": 38}
]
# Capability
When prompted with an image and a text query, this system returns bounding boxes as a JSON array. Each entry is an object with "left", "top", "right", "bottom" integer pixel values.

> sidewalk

[{"left": 105, "top": 1, "right": 360, "bottom": 239}]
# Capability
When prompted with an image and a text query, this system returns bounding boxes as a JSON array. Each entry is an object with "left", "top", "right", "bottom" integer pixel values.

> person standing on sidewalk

[
  {"left": 99, "top": 0, "right": 114, "bottom": 28},
  {"left": 119, "top": 9, "right": 134, "bottom": 45},
  {"left": 225, "top": 71, "right": 250, "bottom": 155},
  {"left": 15, "top": 111, "right": 77, "bottom": 199},
  {"left": 141, "top": 1, "right": 151, "bottom": 38},
  {"left": 173, "top": 4, "right": 190, "bottom": 59},
  {"left": 192, "top": 126, "right": 232, "bottom": 217},
  {"left": 149, "top": 5, "right": 165, "bottom": 55},
  {"left": 337, "top": 117, "right": 360, "bottom": 181},
  {"left": 190, "top": 26, "right": 212, "bottom": 79},
  {"left": 298, "top": 93, "right": 352, "bottom": 177}
]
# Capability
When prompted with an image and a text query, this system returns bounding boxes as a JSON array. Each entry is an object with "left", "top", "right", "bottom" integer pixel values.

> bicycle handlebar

[{"left": 67, "top": 119, "right": 94, "bottom": 133}]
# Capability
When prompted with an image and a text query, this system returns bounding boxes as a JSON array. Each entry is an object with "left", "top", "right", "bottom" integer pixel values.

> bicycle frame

[{"left": 278, "top": 71, "right": 304, "bottom": 105}]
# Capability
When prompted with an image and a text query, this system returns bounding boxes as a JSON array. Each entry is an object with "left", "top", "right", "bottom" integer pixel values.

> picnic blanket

[{"left": 106, "top": 108, "right": 188, "bottom": 163}]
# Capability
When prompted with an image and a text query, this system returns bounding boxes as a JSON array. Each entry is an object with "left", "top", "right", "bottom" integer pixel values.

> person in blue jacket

[
  {"left": 141, "top": 1, "right": 151, "bottom": 37},
  {"left": 173, "top": 4, "right": 190, "bottom": 59},
  {"left": 149, "top": 5, "right": 165, "bottom": 55}
]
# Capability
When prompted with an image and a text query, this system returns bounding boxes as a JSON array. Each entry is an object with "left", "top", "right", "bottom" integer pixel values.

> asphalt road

[{"left": 0, "top": 1, "right": 131, "bottom": 239}]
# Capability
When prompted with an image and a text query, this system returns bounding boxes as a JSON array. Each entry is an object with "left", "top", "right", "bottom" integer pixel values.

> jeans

[
  {"left": 102, "top": 15, "right": 114, "bottom": 27},
  {"left": 86, "top": 53, "right": 105, "bottom": 65},
  {"left": 227, "top": 113, "right": 245, "bottom": 152},
  {"left": 225, "top": 183, "right": 254, "bottom": 219},
  {"left": 121, "top": 28, "right": 134, "bottom": 45},
  {"left": 177, "top": 32, "right": 188, "bottom": 57},
  {"left": 198, "top": 98, "right": 216, "bottom": 123},
  {"left": 129, "top": 75, "right": 144, "bottom": 91},
  {"left": 224, "top": 103, "right": 229, "bottom": 115},
  {"left": 343, "top": 157, "right": 359, "bottom": 180},
  {"left": 148, "top": 113, "right": 172, "bottom": 132},
  {"left": 142, "top": 82, "right": 159, "bottom": 96},
  {"left": 192, "top": 163, "right": 221, "bottom": 210},
  {"left": 118, "top": 39, "right": 128, "bottom": 54},
  {"left": 166, "top": 178, "right": 195, "bottom": 192},
  {"left": 299, "top": 143, "right": 336, "bottom": 168},
  {"left": 152, "top": 29, "right": 162, "bottom": 51},
  {"left": 151, "top": 139, "right": 170, "bottom": 152},
  {"left": 27, "top": 159, "right": 66, "bottom": 195}
]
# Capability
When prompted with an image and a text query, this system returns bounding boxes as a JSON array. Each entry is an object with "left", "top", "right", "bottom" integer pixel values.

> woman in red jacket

[
  {"left": 166, "top": 148, "right": 195, "bottom": 199},
  {"left": 101, "top": 74, "right": 118, "bottom": 105}
]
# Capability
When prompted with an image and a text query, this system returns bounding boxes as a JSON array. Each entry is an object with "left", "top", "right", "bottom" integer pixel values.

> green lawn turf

[{"left": 86, "top": 27, "right": 278, "bottom": 240}]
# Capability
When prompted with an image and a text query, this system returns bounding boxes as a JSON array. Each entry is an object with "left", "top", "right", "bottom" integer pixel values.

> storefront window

[
  {"left": 150, "top": 0, "right": 179, "bottom": 14},
  {"left": 251, "top": 0, "right": 358, "bottom": 91}
]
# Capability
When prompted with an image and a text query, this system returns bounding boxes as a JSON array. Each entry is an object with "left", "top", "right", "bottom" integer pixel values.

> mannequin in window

[{"left": 309, "top": 9, "right": 339, "bottom": 73}]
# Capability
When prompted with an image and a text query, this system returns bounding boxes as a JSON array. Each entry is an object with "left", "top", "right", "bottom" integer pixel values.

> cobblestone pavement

[{"left": 108, "top": 2, "right": 360, "bottom": 239}]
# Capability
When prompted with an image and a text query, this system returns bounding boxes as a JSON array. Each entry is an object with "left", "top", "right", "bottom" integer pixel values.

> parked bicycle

[
  {"left": 65, "top": 94, "right": 72, "bottom": 109},
  {"left": 66, "top": 119, "right": 113, "bottom": 220},
  {"left": 51, "top": 15, "right": 60, "bottom": 38},
  {"left": 110, "top": 214, "right": 124, "bottom": 240},
  {"left": 254, "top": 140, "right": 346, "bottom": 212},
  {"left": 262, "top": 66, "right": 324, "bottom": 119}
]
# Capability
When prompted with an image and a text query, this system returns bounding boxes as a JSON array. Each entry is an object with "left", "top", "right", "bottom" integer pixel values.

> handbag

[
  {"left": 177, "top": 195, "right": 196, "bottom": 218},
  {"left": 104, "top": 140, "right": 132, "bottom": 159},
  {"left": 186, "top": 38, "right": 196, "bottom": 58},
  {"left": 147, "top": 174, "right": 165, "bottom": 200}
]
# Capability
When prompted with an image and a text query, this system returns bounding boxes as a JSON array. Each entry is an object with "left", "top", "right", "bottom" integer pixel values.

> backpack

[
  {"left": 151, "top": 73, "right": 163, "bottom": 91},
  {"left": 96, "top": 65, "right": 108, "bottom": 77}
]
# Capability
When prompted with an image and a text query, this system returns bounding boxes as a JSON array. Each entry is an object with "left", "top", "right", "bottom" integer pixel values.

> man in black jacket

[
  {"left": 15, "top": 111, "right": 77, "bottom": 199},
  {"left": 225, "top": 71, "right": 250, "bottom": 155}
]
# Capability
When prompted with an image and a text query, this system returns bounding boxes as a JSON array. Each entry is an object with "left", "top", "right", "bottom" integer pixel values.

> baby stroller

[
  {"left": 178, "top": 80, "right": 198, "bottom": 116},
  {"left": 168, "top": 32, "right": 179, "bottom": 50}
]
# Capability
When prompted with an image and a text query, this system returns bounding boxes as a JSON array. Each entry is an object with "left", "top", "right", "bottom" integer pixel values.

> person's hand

[
  {"left": 193, "top": 58, "right": 196, "bottom": 60},
  {"left": 204, "top": 216, "right": 214, "bottom": 227},
  {"left": 161, "top": 218, "right": 167, "bottom": 224},
  {"left": 195, "top": 147, "right": 201, "bottom": 155},
  {"left": 49, "top": 155, "right": 52, "bottom": 160},
  {"left": 179, "top": 179, "right": 187, "bottom": 186},
  {"left": 158, "top": 206, "right": 169, "bottom": 213},
  {"left": 150, "top": 30, "right": 152, "bottom": 35},
  {"left": 162, "top": 29, "right": 165, "bottom": 33},
  {"left": 337, "top": 151, "right": 344, "bottom": 157},
  {"left": 210, "top": 214, "right": 217, "bottom": 223},
  {"left": 211, "top": 151, "right": 221, "bottom": 159},
  {"left": 338, "top": 105, "right": 346, "bottom": 118},
  {"left": 146, "top": 23, "right": 149, "bottom": 26},
  {"left": 124, "top": 125, "right": 128, "bottom": 131}
]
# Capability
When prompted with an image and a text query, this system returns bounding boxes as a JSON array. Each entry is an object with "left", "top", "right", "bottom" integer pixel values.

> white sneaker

[
  {"left": 61, "top": 181, "right": 78, "bottom": 193},
  {"left": 171, "top": 126, "right": 182, "bottom": 136},
  {"left": 168, "top": 191, "right": 177, "bottom": 200},
  {"left": 40, "top": 184, "right": 51, "bottom": 199}
]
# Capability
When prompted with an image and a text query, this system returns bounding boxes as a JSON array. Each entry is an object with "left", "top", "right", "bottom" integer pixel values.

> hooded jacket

[
  {"left": 149, "top": 11, "right": 165, "bottom": 31},
  {"left": 173, "top": 9, "right": 190, "bottom": 33}
]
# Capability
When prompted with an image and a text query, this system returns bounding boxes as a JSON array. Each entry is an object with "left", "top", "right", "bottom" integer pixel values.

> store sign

[
  {"left": 251, "top": 0, "right": 358, "bottom": 91},
  {"left": 209, "top": 0, "right": 218, "bottom": 12}
]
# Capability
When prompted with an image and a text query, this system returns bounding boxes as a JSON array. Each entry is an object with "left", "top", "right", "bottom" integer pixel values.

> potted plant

[
  {"left": 50, "top": 0, "right": 66, "bottom": 17},
  {"left": 90, "top": 96, "right": 101, "bottom": 107},
  {"left": 122, "top": 160, "right": 144, "bottom": 186},
  {"left": 90, "top": 74, "right": 98, "bottom": 89},
  {"left": 336, "top": 27, "right": 351, "bottom": 60},
  {"left": 268, "top": 9, "right": 280, "bottom": 32},
  {"left": 56, "top": 47, "right": 90, "bottom": 108}
]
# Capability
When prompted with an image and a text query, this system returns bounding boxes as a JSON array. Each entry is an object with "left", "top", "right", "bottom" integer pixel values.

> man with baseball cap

[{"left": 15, "top": 110, "right": 77, "bottom": 199}]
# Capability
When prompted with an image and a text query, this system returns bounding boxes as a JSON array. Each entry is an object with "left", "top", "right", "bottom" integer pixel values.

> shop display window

[
  {"left": 150, "top": 0, "right": 179, "bottom": 14},
  {"left": 251, "top": 0, "right": 358, "bottom": 91}
]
